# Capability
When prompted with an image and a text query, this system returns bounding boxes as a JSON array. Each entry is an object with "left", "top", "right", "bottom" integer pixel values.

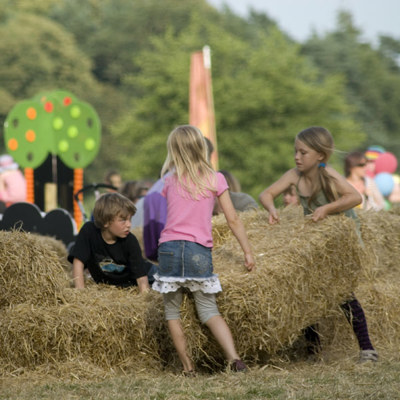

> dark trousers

[{"left": 305, "top": 296, "right": 374, "bottom": 354}]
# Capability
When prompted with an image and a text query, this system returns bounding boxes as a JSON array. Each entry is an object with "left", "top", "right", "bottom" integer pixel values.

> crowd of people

[{"left": 0, "top": 124, "right": 391, "bottom": 374}]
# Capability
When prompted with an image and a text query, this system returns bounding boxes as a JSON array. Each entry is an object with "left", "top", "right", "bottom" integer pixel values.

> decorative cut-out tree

[{"left": 4, "top": 90, "right": 101, "bottom": 228}]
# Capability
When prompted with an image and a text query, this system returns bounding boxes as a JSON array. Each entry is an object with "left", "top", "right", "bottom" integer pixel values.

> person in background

[
  {"left": 344, "top": 151, "right": 384, "bottom": 211},
  {"left": 104, "top": 169, "right": 122, "bottom": 191},
  {"left": 364, "top": 146, "right": 385, "bottom": 178},
  {"left": 282, "top": 184, "right": 299, "bottom": 207},
  {"left": 152, "top": 125, "right": 255, "bottom": 375},
  {"left": 213, "top": 170, "right": 258, "bottom": 215},
  {"left": 143, "top": 137, "right": 214, "bottom": 261},
  {"left": 120, "top": 179, "right": 155, "bottom": 228},
  {"left": 120, "top": 180, "right": 139, "bottom": 202},
  {"left": 0, "top": 154, "right": 26, "bottom": 213},
  {"left": 259, "top": 126, "right": 378, "bottom": 363},
  {"left": 69, "top": 192, "right": 155, "bottom": 290}
]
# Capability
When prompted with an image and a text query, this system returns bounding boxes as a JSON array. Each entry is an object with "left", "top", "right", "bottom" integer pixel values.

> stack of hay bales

[
  {"left": 0, "top": 231, "right": 163, "bottom": 377},
  {"left": 1, "top": 205, "right": 399, "bottom": 377}
]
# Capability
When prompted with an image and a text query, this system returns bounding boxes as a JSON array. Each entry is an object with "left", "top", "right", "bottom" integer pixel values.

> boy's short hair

[
  {"left": 93, "top": 192, "right": 136, "bottom": 229},
  {"left": 283, "top": 184, "right": 296, "bottom": 196}
]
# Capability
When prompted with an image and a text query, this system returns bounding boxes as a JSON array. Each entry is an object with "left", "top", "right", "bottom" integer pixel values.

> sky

[{"left": 207, "top": 0, "right": 400, "bottom": 44}]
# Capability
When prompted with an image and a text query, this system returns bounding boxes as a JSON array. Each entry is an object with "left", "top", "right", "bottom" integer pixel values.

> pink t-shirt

[{"left": 159, "top": 172, "right": 228, "bottom": 248}]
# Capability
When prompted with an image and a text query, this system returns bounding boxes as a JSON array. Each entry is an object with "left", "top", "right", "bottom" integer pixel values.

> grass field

[{"left": 1, "top": 357, "right": 399, "bottom": 399}]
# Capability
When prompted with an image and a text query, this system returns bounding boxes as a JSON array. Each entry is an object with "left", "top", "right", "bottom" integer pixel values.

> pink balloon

[{"left": 374, "top": 152, "right": 398, "bottom": 174}]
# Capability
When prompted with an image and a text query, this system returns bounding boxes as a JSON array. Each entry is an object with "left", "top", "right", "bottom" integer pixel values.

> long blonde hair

[
  {"left": 161, "top": 125, "right": 216, "bottom": 199},
  {"left": 296, "top": 126, "right": 339, "bottom": 204}
]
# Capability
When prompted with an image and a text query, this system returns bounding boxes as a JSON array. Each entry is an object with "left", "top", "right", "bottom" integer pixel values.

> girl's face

[
  {"left": 294, "top": 139, "right": 324, "bottom": 173},
  {"left": 103, "top": 214, "right": 132, "bottom": 241},
  {"left": 352, "top": 158, "right": 367, "bottom": 178}
]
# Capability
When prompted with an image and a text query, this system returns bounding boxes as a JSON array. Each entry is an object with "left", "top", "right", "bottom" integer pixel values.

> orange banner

[{"left": 189, "top": 46, "right": 218, "bottom": 169}]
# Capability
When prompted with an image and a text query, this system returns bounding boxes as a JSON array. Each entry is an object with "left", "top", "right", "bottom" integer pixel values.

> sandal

[
  {"left": 230, "top": 359, "right": 248, "bottom": 372},
  {"left": 182, "top": 370, "right": 197, "bottom": 377},
  {"left": 359, "top": 349, "right": 378, "bottom": 363}
]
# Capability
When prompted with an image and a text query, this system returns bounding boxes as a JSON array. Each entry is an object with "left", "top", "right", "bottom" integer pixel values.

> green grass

[{"left": 1, "top": 359, "right": 399, "bottom": 400}]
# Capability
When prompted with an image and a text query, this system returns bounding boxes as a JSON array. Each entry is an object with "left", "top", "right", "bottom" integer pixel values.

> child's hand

[
  {"left": 244, "top": 253, "right": 255, "bottom": 272},
  {"left": 311, "top": 206, "right": 328, "bottom": 222},
  {"left": 268, "top": 208, "right": 279, "bottom": 224}
]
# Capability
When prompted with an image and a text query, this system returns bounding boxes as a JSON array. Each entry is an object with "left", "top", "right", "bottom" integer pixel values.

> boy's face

[
  {"left": 283, "top": 191, "right": 298, "bottom": 206},
  {"left": 103, "top": 214, "right": 132, "bottom": 239}
]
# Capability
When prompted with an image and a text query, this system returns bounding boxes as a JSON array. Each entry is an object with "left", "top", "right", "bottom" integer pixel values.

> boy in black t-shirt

[{"left": 69, "top": 192, "right": 155, "bottom": 291}]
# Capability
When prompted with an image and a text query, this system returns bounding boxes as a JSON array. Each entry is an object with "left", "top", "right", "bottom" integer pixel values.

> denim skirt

[{"left": 152, "top": 240, "right": 222, "bottom": 294}]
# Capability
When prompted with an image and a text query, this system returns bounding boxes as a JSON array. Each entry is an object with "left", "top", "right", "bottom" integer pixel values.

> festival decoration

[
  {"left": 189, "top": 46, "right": 218, "bottom": 169},
  {"left": 4, "top": 90, "right": 101, "bottom": 228},
  {"left": 374, "top": 172, "right": 395, "bottom": 197},
  {"left": 374, "top": 152, "right": 398, "bottom": 175}
]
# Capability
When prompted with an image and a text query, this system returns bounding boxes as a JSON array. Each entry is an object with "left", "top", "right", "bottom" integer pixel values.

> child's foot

[
  {"left": 230, "top": 359, "right": 248, "bottom": 372},
  {"left": 182, "top": 370, "right": 197, "bottom": 378},
  {"left": 359, "top": 349, "right": 378, "bottom": 363}
]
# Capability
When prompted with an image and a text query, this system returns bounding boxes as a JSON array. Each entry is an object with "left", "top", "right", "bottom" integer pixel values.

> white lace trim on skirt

[{"left": 152, "top": 273, "right": 222, "bottom": 294}]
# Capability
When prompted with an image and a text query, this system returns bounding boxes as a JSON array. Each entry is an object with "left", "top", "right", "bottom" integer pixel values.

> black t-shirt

[{"left": 68, "top": 221, "right": 149, "bottom": 286}]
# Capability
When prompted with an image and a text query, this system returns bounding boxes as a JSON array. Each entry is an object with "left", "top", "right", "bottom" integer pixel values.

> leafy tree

[
  {"left": 302, "top": 11, "right": 400, "bottom": 159},
  {"left": 50, "top": 0, "right": 217, "bottom": 87},
  {"left": 1, "top": 0, "right": 59, "bottom": 15},
  {"left": 0, "top": 12, "right": 100, "bottom": 152},
  {"left": 110, "top": 15, "right": 364, "bottom": 199}
]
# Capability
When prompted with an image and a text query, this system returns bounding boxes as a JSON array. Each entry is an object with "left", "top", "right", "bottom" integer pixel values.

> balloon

[
  {"left": 374, "top": 152, "right": 398, "bottom": 174},
  {"left": 374, "top": 172, "right": 395, "bottom": 197}
]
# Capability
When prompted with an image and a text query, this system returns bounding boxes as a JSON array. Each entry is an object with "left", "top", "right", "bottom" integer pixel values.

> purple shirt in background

[{"left": 143, "top": 176, "right": 168, "bottom": 261}]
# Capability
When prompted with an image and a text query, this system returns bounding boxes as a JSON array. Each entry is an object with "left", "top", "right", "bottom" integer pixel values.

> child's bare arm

[
  {"left": 217, "top": 191, "right": 255, "bottom": 271},
  {"left": 312, "top": 167, "right": 362, "bottom": 221},
  {"left": 260, "top": 169, "right": 298, "bottom": 223},
  {"left": 136, "top": 275, "right": 150, "bottom": 293},
  {"left": 72, "top": 258, "right": 85, "bottom": 289}
]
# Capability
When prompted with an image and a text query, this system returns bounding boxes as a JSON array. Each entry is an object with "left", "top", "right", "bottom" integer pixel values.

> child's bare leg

[
  {"left": 167, "top": 319, "right": 194, "bottom": 372},
  {"left": 205, "top": 315, "right": 240, "bottom": 362}
]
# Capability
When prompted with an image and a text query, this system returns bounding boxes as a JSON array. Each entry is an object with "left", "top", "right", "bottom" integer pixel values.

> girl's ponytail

[{"left": 318, "top": 164, "right": 339, "bottom": 203}]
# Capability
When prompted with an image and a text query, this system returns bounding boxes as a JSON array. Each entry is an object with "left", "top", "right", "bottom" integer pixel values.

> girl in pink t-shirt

[{"left": 152, "top": 125, "right": 255, "bottom": 375}]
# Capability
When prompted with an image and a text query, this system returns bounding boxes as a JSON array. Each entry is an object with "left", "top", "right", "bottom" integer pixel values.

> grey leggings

[{"left": 163, "top": 288, "right": 220, "bottom": 324}]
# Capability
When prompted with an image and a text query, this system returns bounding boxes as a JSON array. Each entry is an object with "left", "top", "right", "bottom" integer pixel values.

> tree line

[{"left": 1, "top": 0, "right": 399, "bottom": 200}]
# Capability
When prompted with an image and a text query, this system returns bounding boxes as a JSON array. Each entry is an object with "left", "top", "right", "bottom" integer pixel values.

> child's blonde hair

[
  {"left": 296, "top": 126, "right": 339, "bottom": 204},
  {"left": 161, "top": 125, "right": 216, "bottom": 199},
  {"left": 93, "top": 192, "right": 136, "bottom": 229}
]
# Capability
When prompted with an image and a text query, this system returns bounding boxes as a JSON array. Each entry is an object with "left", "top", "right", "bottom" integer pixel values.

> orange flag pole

[
  {"left": 189, "top": 46, "right": 218, "bottom": 170},
  {"left": 73, "top": 168, "right": 84, "bottom": 229},
  {"left": 24, "top": 167, "right": 34, "bottom": 204}
]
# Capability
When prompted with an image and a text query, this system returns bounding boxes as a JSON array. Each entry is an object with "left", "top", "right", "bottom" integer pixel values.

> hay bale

[
  {"left": 0, "top": 231, "right": 69, "bottom": 308},
  {"left": 32, "top": 234, "right": 71, "bottom": 272},
  {"left": 357, "top": 210, "right": 400, "bottom": 279},
  {"left": 0, "top": 286, "right": 164, "bottom": 375}
]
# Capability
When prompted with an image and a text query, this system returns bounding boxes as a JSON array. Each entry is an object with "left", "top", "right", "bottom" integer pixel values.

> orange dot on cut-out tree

[
  {"left": 8, "top": 138, "right": 18, "bottom": 151},
  {"left": 25, "top": 130, "right": 36, "bottom": 142},
  {"left": 26, "top": 107, "right": 37, "bottom": 120},
  {"left": 64, "top": 97, "right": 72, "bottom": 106},
  {"left": 44, "top": 101, "right": 54, "bottom": 112}
]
